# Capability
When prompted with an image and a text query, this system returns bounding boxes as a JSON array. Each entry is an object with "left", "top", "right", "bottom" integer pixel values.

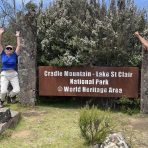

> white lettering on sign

[
  {"left": 43, "top": 70, "right": 133, "bottom": 78},
  {"left": 96, "top": 71, "right": 110, "bottom": 77},
  {"left": 108, "top": 87, "right": 122, "bottom": 93},
  {"left": 70, "top": 79, "right": 94, "bottom": 85},
  {"left": 95, "top": 79, "right": 109, "bottom": 85},
  {"left": 69, "top": 79, "right": 109, "bottom": 85},
  {"left": 82, "top": 87, "right": 108, "bottom": 93},
  {"left": 62, "top": 87, "right": 122, "bottom": 94},
  {"left": 39, "top": 66, "right": 139, "bottom": 97},
  {"left": 64, "top": 86, "right": 81, "bottom": 92},
  {"left": 44, "top": 71, "right": 63, "bottom": 76},
  {"left": 110, "top": 71, "right": 117, "bottom": 77},
  {"left": 118, "top": 72, "right": 133, "bottom": 77},
  {"left": 64, "top": 71, "right": 91, "bottom": 77}
]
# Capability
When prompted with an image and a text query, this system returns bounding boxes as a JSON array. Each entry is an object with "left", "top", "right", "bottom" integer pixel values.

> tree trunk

[
  {"left": 17, "top": 12, "right": 37, "bottom": 106},
  {"left": 141, "top": 48, "right": 148, "bottom": 113}
]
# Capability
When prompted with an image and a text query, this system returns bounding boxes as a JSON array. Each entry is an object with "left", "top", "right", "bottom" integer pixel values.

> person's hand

[
  {"left": 134, "top": 31, "right": 140, "bottom": 37},
  {"left": 0, "top": 27, "right": 4, "bottom": 35},
  {"left": 16, "top": 31, "right": 20, "bottom": 37}
]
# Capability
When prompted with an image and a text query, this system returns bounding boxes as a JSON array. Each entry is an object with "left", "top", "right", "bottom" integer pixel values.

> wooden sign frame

[{"left": 39, "top": 66, "right": 139, "bottom": 98}]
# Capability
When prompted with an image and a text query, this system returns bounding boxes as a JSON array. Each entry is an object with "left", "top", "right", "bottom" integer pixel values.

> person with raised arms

[
  {"left": 134, "top": 31, "right": 148, "bottom": 50},
  {"left": 0, "top": 27, "right": 21, "bottom": 108}
]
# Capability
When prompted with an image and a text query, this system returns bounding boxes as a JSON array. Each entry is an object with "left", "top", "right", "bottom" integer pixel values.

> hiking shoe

[
  {"left": 7, "top": 96, "right": 11, "bottom": 104},
  {"left": 10, "top": 96, "right": 18, "bottom": 104},
  {"left": 0, "top": 101, "right": 4, "bottom": 108}
]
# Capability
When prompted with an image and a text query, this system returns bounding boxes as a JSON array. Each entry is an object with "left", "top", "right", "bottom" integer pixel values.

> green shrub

[
  {"left": 115, "top": 97, "right": 140, "bottom": 114},
  {"left": 79, "top": 106, "right": 113, "bottom": 145}
]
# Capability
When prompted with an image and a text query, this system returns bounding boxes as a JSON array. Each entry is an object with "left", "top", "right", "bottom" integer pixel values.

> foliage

[
  {"left": 2, "top": 24, "right": 16, "bottom": 47},
  {"left": 25, "top": 1, "right": 38, "bottom": 11},
  {"left": 79, "top": 106, "right": 114, "bottom": 145},
  {"left": 115, "top": 96, "right": 140, "bottom": 114},
  {"left": 0, "top": 1, "right": 38, "bottom": 49},
  {"left": 0, "top": 0, "right": 147, "bottom": 66},
  {"left": 37, "top": 0, "right": 148, "bottom": 66}
]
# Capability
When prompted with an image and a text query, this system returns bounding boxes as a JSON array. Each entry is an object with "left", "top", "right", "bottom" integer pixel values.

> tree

[
  {"left": 37, "top": 0, "right": 147, "bottom": 67},
  {"left": 101, "top": 0, "right": 107, "bottom": 18},
  {"left": 0, "top": 0, "right": 17, "bottom": 27},
  {"left": 109, "top": 0, "right": 116, "bottom": 15},
  {"left": 117, "top": 0, "right": 125, "bottom": 11}
]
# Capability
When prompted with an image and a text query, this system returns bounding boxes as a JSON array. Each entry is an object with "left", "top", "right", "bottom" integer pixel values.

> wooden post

[
  {"left": 17, "top": 10, "right": 37, "bottom": 106},
  {"left": 141, "top": 48, "right": 148, "bottom": 113}
]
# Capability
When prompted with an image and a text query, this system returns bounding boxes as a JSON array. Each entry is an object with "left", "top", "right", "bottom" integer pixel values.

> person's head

[{"left": 5, "top": 45, "right": 14, "bottom": 55}]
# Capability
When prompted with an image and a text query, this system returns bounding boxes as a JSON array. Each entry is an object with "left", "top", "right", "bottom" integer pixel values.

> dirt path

[
  {"left": 130, "top": 116, "right": 148, "bottom": 132},
  {"left": 128, "top": 115, "right": 148, "bottom": 148}
]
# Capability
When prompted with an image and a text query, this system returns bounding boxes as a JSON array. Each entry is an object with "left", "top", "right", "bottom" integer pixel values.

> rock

[
  {"left": 100, "top": 132, "right": 129, "bottom": 148},
  {"left": 104, "top": 143, "right": 118, "bottom": 148},
  {"left": 0, "top": 108, "right": 11, "bottom": 123},
  {"left": 9, "top": 110, "right": 21, "bottom": 128},
  {"left": 0, "top": 108, "right": 21, "bottom": 134}
]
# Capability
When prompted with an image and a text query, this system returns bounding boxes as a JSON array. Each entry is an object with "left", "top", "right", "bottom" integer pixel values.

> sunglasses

[{"left": 6, "top": 47, "right": 13, "bottom": 50}]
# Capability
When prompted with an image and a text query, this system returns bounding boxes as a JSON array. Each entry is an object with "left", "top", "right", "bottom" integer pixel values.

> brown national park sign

[{"left": 39, "top": 66, "right": 139, "bottom": 98}]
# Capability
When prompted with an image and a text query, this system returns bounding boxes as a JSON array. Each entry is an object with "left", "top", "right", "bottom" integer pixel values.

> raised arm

[
  {"left": 0, "top": 27, "right": 5, "bottom": 53},
  {"left": 15, "top": 31, "right": 21, "bottom": 55},
  {"left": 134, "top": 31, "right": 148, "bottom": 50}
]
